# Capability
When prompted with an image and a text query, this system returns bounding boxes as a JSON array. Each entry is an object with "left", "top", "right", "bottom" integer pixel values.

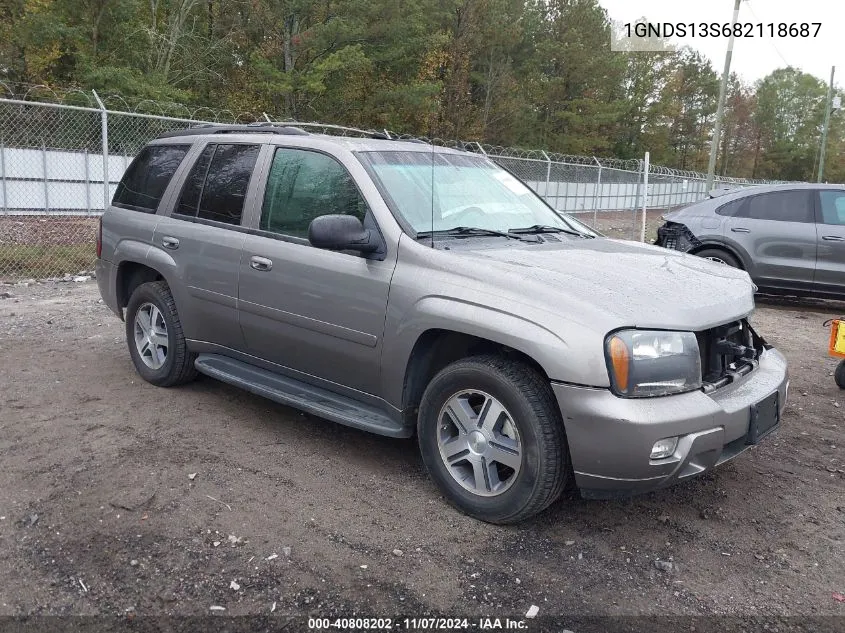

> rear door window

[
  {"left": 175, "top": 143, "right": 260, "bottom": 226},
  {"left": 175, "top": 145, "right": 214, "bottom": 216},
  {"left": 113, "top": 144, "right": 189, "bottom": 212},
  {"left": 819, "top": 190, "right": 845, "bottom": 225},
  {"left": 742, "top": 191, "right": 814, "bottom": 223}
]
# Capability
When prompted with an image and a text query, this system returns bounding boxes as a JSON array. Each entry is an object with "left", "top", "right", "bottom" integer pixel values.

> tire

[
  {"left": 125, "top": 281, "right": 197, "bottom": 387},
  {"left": 417, "top": 355, "right": 570, "bottom": 524},
  {"left": 836, "top": 361, "right": 845, "bottom": 389},
  {"left": 696, "top": 248, "right": 741, "bottom": 269}
]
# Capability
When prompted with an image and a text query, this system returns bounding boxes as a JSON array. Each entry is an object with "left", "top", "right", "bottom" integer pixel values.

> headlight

[{"left": 605, "top": 330, "right": 701, "bottom": 397}]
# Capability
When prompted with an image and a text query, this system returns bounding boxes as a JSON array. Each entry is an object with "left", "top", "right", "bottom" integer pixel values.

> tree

[
  {"left": 0, "top": 0, "right": 840, "bottom": 183},
  {"left": 753, "top": 67, "right": 828, "bottom": 180},
  {"left": 657, "top": 48, "right": 718, "bottom": 171}
]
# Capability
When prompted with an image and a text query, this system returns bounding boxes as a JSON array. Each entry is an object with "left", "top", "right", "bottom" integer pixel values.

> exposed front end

[
  {"left": 554, "top": 320, "right": 788, "bottom": 498},
  {"left": 655, "top": 221, "right": 701, "bottom": 253}
]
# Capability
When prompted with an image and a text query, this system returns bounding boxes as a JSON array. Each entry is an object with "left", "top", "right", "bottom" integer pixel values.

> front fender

[{"left": 380, "top": 295, "right": 608, "bottom": 409}]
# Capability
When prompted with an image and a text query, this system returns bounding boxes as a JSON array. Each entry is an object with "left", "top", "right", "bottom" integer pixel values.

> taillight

[{"left": 96, "top": 217, "right": 103, "bottom": 258}]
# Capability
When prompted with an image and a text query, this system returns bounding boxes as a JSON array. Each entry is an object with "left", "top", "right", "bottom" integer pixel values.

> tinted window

[
  {"left": 113, "top": 145, "right": 189, "bottom": 212},
  {"left": 716, "top": 198, "right": 745, "bottom": 217},
  {"left": 743, "top": 191, "right": 813, "bottom": 223},
  {"left": 200, "top": 144, "right": 260, "bottom": 225},
  {"left": 175, "top": 145, "right": 214, "bottom": 216},
  {"left": 260, "top": 149, "right": 367, "bottom": 238},
  {"left": 175, "top": 144, "right": 260, "bottom": 225},
  {"left": 819, "top": 190, "right": 845, "bottom": 226}
]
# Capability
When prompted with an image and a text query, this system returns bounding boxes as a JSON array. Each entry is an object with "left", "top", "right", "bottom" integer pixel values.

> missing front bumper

[{"left": 656, "top": 222, "right": 702, "bottom": 252}]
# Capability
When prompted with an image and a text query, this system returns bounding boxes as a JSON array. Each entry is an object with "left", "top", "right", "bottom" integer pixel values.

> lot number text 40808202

[{"left": 307, "top": 617, "right": 530, "bottom": 630}]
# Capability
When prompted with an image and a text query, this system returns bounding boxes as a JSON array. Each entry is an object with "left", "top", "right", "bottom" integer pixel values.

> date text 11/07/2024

[
  {"left": 307, "top": 617, "right": 531, "bottom": 630},
  {"left": 623, "top": 22, "right": 821, "bottom": 39}
]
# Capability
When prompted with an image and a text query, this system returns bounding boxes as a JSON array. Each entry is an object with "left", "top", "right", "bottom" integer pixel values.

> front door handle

[
  {"left": 822, "top": 235, "right": 845, "bottom": 242},
  {"left": 250, "top": 256, "right": 273, "bottom": 271},
  {"left": 161, "top": 236, "right": 180, "bottom": 249},
  {"left": 731, "top": 227, "right": 750, "bottom": 233}
]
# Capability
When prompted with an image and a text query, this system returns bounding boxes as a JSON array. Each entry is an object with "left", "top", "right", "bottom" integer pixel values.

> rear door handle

[
  {"left": 161, "top": 236, "right": 180, "bottom": 249},
  {"left": 822, "top": 235, "right": 845, "bottom": 242},
  {"left": 250, "top": 256, "right": 273, "bottom": 271},
  {"left": 731, "top": 227, "right": 750, "bottom": 233}
]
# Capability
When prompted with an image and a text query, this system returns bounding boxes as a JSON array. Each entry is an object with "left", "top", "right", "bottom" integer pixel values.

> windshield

[{"left": 357, "top": 150, "right": 596, "bottom": 236}]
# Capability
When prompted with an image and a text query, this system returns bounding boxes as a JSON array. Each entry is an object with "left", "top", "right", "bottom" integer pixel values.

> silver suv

[
  {"left": 656, "top": 183, "right": 845, "bottom": 299},
  {"left": 96, "top": 124, "right": 789, "bottom": 524}
]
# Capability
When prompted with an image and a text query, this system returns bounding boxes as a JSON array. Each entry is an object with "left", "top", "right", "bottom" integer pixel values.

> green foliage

[{"left": 0, "top": 0, "right": 842, "bottom": 181}]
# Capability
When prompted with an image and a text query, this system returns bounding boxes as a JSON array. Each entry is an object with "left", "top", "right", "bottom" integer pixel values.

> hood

[{"left": 454, "top": 237, "right": 755, "bottom": 332}]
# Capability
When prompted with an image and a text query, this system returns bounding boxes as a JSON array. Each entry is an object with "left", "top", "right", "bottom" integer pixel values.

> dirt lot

[{"left": 0, "top": 281, "right": 843, "bottom": 629}]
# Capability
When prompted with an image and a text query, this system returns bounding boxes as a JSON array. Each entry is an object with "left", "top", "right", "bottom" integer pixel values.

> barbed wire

[
  {"left": 0, "top": 82, "right": 260, "bottom": 123},
  {"left": 1, "top": 82, "right": 787, "bottom": 185}
]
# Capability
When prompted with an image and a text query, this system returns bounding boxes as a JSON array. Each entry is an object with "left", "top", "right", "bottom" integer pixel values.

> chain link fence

[{"left": 1, "top": 91, "right": 786, "bottom": 282}]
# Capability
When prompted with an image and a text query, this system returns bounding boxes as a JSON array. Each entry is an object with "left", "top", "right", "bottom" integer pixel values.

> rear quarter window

[
  {"left": 716, "top": 190, "right": 814, "bottom": 223},
  {"left": 715, "top": 198, "right": 746, "bottom": 217},
  {"left": 113, "top": 144, "right": 190, "bottom": 213}
]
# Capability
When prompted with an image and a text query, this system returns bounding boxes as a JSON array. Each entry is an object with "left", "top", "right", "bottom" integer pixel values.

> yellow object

[{"left": 829, "top": 320, "right": 845, "bottom": 358}]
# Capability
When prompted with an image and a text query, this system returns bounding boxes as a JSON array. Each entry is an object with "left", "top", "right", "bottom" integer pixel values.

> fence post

[
  {"left": 41, "top": 141, "right": 49, "bottom": 213},
  {"left": 541, "top": 150, "right": 552, "bottom": 201},
  {"left": 640, "top": 151, "right": 650, "bottom": 243},
  {"left": 632, "top": 160, "right": 643, "bottom": 240},
  {"left": 0, "top": 139, "right": 6, "bottom": 215},
  {"left": 92, "top": 90, "right": 109, "bottom": 211},
  {"left": 592, "top": 157, "right": 602, "bottom": 230},
  {"left": 84, "top": 149, "right": 91, "bottom": 215}
]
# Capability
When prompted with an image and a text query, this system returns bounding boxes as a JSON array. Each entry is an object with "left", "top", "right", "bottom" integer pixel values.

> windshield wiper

[
  {"left": 417, "top": 226, "right": 528, "bottom": 241},
  {"left": 509, "top": 224, "right": 594, "bottom": 238}
]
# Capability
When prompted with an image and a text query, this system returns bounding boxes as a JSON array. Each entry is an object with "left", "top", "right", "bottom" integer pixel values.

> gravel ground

[{"left": 0, "top": 280, "right": 843, "bottom": 629}]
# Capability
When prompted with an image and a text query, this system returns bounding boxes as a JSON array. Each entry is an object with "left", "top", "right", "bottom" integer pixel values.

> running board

[{"left": 194, "top": 354, "right": 410, "bottom": 438}]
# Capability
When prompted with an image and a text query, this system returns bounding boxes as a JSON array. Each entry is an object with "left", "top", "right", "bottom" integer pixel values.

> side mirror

[{"left": 308, "top": 214, "right": 379, "bottom": 253}]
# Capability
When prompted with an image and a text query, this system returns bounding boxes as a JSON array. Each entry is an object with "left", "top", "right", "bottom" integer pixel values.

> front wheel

[
  {"left": 417, "top": 355, "right": 570, "bottom": 524},
  {"left": 696, "top": 248, "right": 740, "bottom": 269}
]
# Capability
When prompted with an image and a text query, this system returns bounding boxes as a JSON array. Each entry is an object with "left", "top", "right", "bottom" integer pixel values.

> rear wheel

[
  {"left": 417, "top": 355, "right": 569, "bottom": 524},
  {"left": 696, "top": 248, "right": 740, "bottom": 269},
  {"left": 125, "top": 281, "right": 197, "bottom": 387}
]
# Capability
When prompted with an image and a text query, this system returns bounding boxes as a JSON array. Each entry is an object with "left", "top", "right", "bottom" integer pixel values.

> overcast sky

[{"left": 598, "top": 0, "right": 842, "bottom": 88}]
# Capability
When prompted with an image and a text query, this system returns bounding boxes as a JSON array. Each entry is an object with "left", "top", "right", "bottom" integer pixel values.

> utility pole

[
  {"left": 818, "top": 66, "right": 836, "bottom": 183},
  {"left": 706, "top": 0, "right": 742, "bottom": 192}
]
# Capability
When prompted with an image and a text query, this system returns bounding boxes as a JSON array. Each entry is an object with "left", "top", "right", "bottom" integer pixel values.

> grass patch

[{"left": 0, "top": 244, "right": 96, "bottom": 280}]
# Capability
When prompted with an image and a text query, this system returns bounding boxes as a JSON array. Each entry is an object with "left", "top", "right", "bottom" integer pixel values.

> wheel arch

[
  {"left": 116, "top": 260, "right": 167, "bottom": 311},
  {"left": 400, "top": 329, "right": 553, "bottom": 423},
  {"left": 689, "top": 241, "right": 749, "bottom": 270},
  {"left": 112, "top": 241, "right": 179, "bottom": 314},
  {"left": 384, "top": 296, "right": 600, "bottom": 415}
]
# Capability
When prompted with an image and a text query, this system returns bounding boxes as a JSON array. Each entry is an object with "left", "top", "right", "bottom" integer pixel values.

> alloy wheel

[
  {"left": 436, "top": 390, "right": 522, "bottom": 497},
  {"left": 133, "top": 302, "right": 169, "bottom": 370}
]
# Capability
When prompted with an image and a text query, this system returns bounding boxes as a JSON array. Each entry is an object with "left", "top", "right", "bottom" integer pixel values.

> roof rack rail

[
  {"left": 155, "top": 124, "right": 309, "bottom": 139},
  {"left": 271, "top": 121, "right": 397, "bottom": 140}
]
